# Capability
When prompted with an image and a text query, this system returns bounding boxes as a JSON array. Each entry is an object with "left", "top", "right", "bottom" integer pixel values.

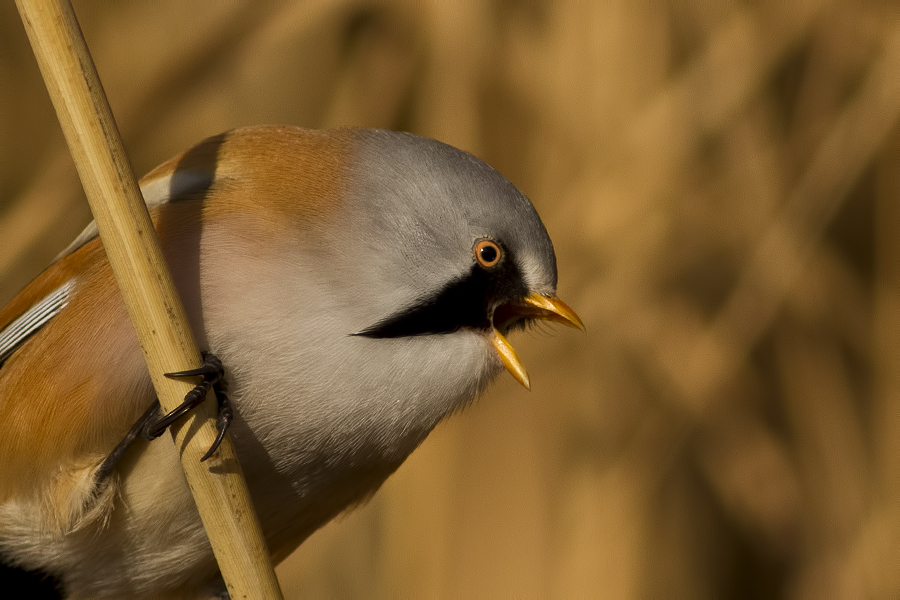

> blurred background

[{"left": 2, "top": 0, "right": 899, "bottom": 597}]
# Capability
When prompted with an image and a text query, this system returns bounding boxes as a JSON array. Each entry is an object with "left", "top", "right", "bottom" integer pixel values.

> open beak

[{"left": 489, "top": 294, "right": 584, "bottom": 390}]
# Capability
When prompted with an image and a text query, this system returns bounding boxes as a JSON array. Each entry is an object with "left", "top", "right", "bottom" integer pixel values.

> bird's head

[{"left": 344, "top": 130, "right": 583, "bottom": 389}]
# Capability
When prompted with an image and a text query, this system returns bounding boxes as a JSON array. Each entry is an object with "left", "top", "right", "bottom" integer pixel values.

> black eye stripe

[{"left": 355, "top": 254, "right": 528, "bottom": 338}]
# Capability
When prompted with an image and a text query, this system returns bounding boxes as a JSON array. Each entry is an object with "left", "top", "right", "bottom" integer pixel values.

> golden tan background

[{"left": 2, "top": 0, "right": 899, "bottom": 597}]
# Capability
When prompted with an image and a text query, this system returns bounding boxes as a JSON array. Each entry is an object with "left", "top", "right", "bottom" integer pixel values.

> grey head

[{"left": 343, "top": 129, "right": 561, "bottom": 342}]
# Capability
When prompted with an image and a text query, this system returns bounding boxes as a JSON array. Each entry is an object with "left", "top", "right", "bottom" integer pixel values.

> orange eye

[{"left": 473, "top": 239, "right": 502, "bottom": 268}]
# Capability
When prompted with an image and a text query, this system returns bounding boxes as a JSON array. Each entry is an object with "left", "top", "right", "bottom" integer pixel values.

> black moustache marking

[{"left": 355, "top": 255, "right": 528, "bottom": 338}]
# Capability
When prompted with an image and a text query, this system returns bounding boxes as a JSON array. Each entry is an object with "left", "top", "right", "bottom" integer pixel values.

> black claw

[
  {"left": 201, "top": 380, "right": 232, "bottom": 462},
  {"left": 142, "top": 382, "right": 210, "bottom": 440},
  {"left": 145, "top": 352, "right": 230, "bottom": 460},
  {"left": 165, "top": 354, "right": 223, "bottom": 379}
]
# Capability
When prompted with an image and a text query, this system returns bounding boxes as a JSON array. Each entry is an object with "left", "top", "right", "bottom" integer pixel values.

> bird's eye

[{"left": 473, "top": 239, "right": 502, "bottom": 268}]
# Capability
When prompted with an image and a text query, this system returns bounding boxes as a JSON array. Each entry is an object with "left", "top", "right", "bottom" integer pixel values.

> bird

[{"left": 0, "top": 125, "right": 582, "bottom": 598}]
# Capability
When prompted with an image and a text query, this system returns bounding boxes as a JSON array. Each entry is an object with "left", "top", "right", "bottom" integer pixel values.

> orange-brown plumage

[
  {"left": 145, "top": 125, "right": 350, "bottom": 229},
  {"left": 0, "top": 237, "right": 147, "bottom": 503}
]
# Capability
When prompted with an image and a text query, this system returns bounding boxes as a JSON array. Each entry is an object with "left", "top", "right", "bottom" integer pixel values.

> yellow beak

[{"left": 490, "top": 294, "right": 584, "bottom": 390}]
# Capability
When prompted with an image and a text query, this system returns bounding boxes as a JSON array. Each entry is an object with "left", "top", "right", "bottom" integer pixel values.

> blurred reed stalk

[{"left": 1, "top": 0, "right": 898, "bottom": 596}]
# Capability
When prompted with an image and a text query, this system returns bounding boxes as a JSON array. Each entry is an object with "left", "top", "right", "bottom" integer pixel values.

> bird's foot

[
  {"left": 95, "top": 352, "right": 232, "bottom": 486},
  {"left": 145, "top": 351, "right": 232, "bottom": 462}
]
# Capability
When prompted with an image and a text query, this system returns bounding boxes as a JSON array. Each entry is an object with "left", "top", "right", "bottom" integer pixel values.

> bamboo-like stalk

[{"left": 14, "top": 0, "right": 283, "bottom": 597}]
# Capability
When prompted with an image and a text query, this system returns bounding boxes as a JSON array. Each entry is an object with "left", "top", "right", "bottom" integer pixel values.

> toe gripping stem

[{"left": 143, "top": 352, "right": 233, "bottom": 462}]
